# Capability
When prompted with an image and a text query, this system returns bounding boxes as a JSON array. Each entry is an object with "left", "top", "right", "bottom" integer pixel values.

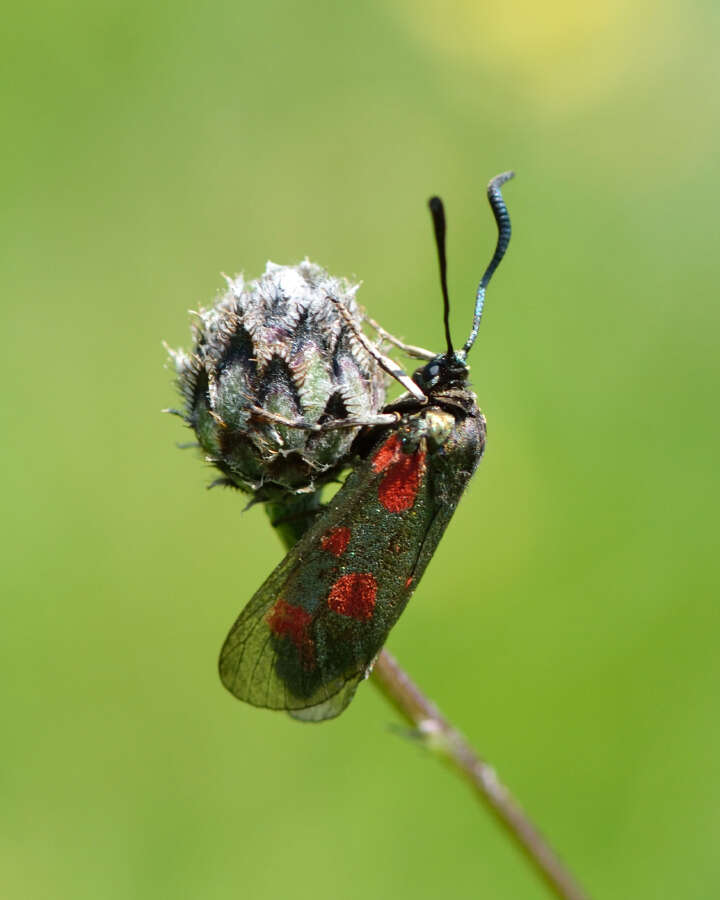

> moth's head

[
  {"left": 412, "top": 352, "right": 468, "bottom": 393},
  {"left": 424, "top": 173, "right": 514, "bottom": 384}
]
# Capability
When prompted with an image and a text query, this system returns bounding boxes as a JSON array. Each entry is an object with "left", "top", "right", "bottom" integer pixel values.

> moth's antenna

[
  {"left": 428, "top": 196, "right": 454, "bottom": 356},
  {"left": 460, "top": 171, "right": 514, "bottom": 358}
]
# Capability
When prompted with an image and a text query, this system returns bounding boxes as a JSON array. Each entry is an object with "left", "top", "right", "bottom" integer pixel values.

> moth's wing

[
  {"left": 217, "top": 466, "right": 382, "bottom": 716},
  {"left": 287, "top": 677, "right": 363, "bottom": 722},
  {"left": 219, "top": 423, "right": 479, "bottom": 721},
  {"left": 217, "top": 540, "right": 354, "bottom": 713}
]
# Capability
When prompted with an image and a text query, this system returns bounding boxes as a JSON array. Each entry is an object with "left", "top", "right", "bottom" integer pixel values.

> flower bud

[{"left": 168, "top": 260, "right": 387, "bottom": 496}]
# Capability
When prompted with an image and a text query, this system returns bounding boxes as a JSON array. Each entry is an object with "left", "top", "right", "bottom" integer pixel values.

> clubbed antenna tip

[{"left": 460, "top": 171, "right": 515, "bottom": 358}]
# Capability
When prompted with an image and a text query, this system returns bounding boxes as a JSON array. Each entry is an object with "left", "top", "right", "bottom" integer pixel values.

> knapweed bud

[{"left": 167, "top": 260, "right": 387, "bottom": 497}]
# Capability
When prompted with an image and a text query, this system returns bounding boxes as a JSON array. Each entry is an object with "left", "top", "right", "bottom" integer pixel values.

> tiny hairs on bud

[{"left": 167, "top": 261, "right": 388, "bottom": 497}]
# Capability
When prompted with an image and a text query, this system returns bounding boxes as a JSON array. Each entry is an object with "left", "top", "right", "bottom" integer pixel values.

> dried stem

[
  {"left": 371, "top": 651, "right": 591, "bottom": 900},
  {"left": 271, "top": 507, "right": 590, "bottom": 900}
]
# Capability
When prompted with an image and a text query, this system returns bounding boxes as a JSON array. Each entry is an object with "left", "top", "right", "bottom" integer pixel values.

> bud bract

[{"left": 168, "top": 261, "right": 387, "bottom": 496}]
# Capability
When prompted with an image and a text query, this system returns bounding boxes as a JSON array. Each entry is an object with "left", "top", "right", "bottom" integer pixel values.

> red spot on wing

[
  {"left": 378, "top": 447, "right": 426, "bottom": 512},
  {"left": 405, "top": 576, "right": 413, "bottom": 589},
  {"left": 373, "top": 433, "right": 427, "bottom": 512},
  {"left": 267, "top": 599, "right": 315, "bottom": 669},
  {"left": 327, "top": 573, "right": 377, "bottom": 621},
  {"left": 320, "top": 525, "right": 351, "bottom": 557},
  {"left": 372, "top": 433, "right": 402, "bottom": 473}
]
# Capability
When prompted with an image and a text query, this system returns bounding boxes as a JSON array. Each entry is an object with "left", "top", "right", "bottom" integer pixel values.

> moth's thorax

[
  {"left": 393, "top": 389, "right": 486, "bottom": 465},
  {"left": 422, "top": 408, "right": 455, "bottom": 449}
]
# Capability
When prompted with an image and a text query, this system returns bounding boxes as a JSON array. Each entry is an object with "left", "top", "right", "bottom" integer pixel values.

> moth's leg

[
  {"left": 325, "top": 294, "right": 428, "bottom": 404},
  {"left": 248, "top": 406, "right": 322, "bottom": 432},
  {"left": 316, "top": 412, "right": 400, "bottom": 430},
  {"left": 364, "top": 316, "right": 435, "bottom": 361},
  {"left": 249, "top": 406, "right": 399, "bottom": 432}
]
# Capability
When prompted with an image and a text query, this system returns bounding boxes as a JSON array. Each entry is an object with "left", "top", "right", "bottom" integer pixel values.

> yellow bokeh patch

[{"left": 392, "top": 0, "right": 672, "bottom": 113}]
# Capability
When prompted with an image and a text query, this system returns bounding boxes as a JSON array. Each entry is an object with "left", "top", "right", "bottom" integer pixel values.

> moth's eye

[{"left": 412, "top": 360, "right": 443, "bottom": 390}]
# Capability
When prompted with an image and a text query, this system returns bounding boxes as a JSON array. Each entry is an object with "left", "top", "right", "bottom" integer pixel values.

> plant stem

[
  {"left": 268, "top": 506, "right": 590, "bottom": 900},
  {"left": 371, "top": 650, "right": 591, "bottom": 900}
]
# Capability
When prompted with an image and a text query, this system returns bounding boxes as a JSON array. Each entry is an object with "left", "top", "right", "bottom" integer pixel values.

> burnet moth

[{"left": 218, "top": 172, "right": 514, "bottom": 721}]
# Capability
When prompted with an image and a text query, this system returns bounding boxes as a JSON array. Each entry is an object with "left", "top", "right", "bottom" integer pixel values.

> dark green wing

[{"left": 218, "top": 412, "right": 483, "bottom": 721}]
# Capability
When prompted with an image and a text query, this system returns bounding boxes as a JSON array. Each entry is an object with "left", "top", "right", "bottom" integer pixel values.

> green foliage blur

[{"left": 3, "top": 1, "right": 719, "bottom": 897}]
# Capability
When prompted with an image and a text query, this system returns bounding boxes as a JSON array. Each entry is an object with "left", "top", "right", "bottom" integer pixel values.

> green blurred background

[{"left": 3, "top": 1, "right": 719, "bottom": 897}]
